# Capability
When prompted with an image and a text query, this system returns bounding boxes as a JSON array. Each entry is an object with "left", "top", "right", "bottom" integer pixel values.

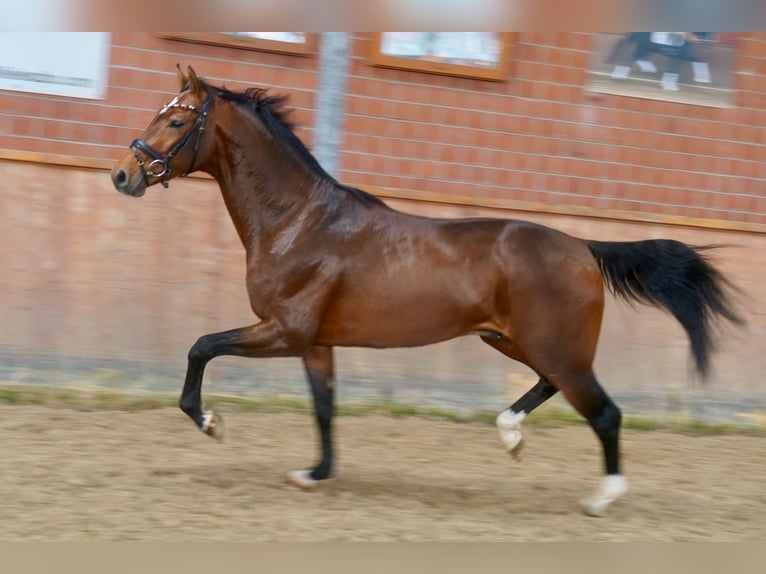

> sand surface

[{"left": 1, "top": 405, "right": 764, "bottom": 541}]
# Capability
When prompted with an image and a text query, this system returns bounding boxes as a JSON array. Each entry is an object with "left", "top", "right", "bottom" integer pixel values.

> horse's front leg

[
  {"left": 179, "top": 319, "right": 309, "bottom": 440},
  {"left": 285, "top": 345, "right": 337, "bottom": 489}
]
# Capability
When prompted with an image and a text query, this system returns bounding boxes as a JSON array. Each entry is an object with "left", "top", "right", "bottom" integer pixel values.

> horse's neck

[{"left": 205, "top": 121, "right": 327, "bottom": 253}]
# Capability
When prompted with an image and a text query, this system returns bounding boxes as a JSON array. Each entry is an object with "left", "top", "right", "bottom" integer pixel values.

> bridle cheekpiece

[{"left": 129, "top": 91, "right": 214, "bottom": 188}]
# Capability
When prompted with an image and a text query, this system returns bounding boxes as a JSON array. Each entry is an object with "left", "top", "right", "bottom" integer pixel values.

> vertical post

[{"left": 313, "top": 32, "right": 350, "bottom": 178}]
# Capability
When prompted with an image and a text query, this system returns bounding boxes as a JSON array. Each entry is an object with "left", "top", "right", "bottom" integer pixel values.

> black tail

[{"left": 587, "top": 239, "right": 743, "bottom": 378}]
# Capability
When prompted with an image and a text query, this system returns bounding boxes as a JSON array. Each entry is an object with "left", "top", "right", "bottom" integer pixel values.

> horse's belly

[{"left": 315, "top": 289, "right": 484, "bottom": 348}]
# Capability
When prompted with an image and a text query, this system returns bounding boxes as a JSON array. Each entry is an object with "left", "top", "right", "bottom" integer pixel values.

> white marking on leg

[
  {"left": 285, "top": 463, "right": 339, "bottom": 490},
  {"left": 496, "top": 409, "right": 526, "bottom": 452},
  {"left": 660, "top": 72, "right": 680, "bottom": 91},
  {"left": 201, "top": 410, "right": 214, "bottom": 432},
  {"left": 635, "top": 59, "right": 657, "bottom": 73},
  {"left": 611, "top": 65, "right": 630, "bottom": 79},
  {"left": 581, "top": 474, "right": 628, "bottom": 517},
  {"left": 285, "top": 469, "right": 319, "bottom": 489},
  {"left": 692, "top": 61, "right": 711, "bottom": 83}
]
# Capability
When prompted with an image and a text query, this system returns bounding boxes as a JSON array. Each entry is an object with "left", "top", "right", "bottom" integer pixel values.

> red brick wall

[
  {"left": 340, "top": 33, "right": 765, "bottom": 227},
  {"left": 0, "top": 32, "right": 320, "bottom": 160},
  {"left": 0, "top": 32, "right": 764, "bottom": 228},
  {"left": 1, "top": 160, "right": 763, "bottom": 404}
]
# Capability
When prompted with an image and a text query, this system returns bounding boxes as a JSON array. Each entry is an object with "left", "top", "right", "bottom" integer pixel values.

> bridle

[{"left": 129, "top": 91, "right": 215, "bottom": 188}]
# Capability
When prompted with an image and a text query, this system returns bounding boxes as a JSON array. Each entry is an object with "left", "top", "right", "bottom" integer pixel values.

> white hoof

[
  {"left": 580, "top": 474, "right": 628, "bottom": 516},
  {"left": 200, "top": 409, "right": 225, "bottom": 441},
  {"left": 284, "top": 463, "right": 339, "bottom": 490},
  {"left": 285, "top": 469, "right": 319, "bottom": 489}
]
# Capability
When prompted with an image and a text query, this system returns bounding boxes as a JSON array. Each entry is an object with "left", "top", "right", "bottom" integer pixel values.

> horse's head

[{"left": 111, "top": 65, "right": 214, "bottom": 197}]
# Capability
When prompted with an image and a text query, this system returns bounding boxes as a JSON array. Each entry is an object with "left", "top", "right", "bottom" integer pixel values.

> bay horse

[{"left": 111, "top": 66, "right": 742, "bottom": 516}]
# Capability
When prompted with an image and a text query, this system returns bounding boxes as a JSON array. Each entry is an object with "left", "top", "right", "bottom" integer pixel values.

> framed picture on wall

[
  {"left": 0, "top": 32, "right": 111, "bottom": 99},
  {"left": 586, "top": 32, "right": 738, "bottom": 108},
  {"left": 369, "top": 32, "right": 515, "bottom": 81},
  {"left": 158, "top": 33, "right": 317, "bottom": 56}
]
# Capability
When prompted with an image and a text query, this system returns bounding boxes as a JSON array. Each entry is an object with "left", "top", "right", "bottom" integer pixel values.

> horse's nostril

[{"left": 115, "top": 169, "right": 128, "bottom": 187}]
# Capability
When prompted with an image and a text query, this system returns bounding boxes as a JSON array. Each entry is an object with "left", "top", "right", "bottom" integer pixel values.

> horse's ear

[
  {"left": 175, "top": 64, "right": 187, "bottom": 91},
  {"left": 186, "top": 66, "right": 204, "bottom": 95}
]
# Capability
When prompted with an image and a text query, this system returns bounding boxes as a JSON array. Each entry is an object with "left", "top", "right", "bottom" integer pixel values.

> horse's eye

[{"left": 169, "top": 120, "right": 185, "bottom": 128}]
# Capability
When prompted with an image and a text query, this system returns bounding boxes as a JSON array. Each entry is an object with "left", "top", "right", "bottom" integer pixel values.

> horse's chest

[
  {"left": 244, "top": 254, "right": 337, "bottom": 318},
  {"left": 244, "top": 265, "right": 280, "bottom": 315}
]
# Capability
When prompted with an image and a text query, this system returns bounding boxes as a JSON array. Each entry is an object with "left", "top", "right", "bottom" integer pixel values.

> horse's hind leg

[
  {"left": 286, "top": 345, "right": 338, "bottom": 489},
  {"left": 483, "top": 337, "right": 627, "bottom": 515},
  {"left": 497, "top": 377, "right": 558, "bottom": 461},
  {"left": 552, "top": 370, "right": 627, "bottom": 516},
  {"left": 481, "top": 336, "right": 558, "bottom": 461}
]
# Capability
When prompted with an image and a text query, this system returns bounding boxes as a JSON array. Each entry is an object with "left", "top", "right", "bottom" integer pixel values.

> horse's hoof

[
  {"left": 509, "top": 438, "right": 526, "bottom": 462},
  {"left": 580, "top": 498, "right": 609, "bottom": 517},
  {"left": 580, "top": 474, "right": 628, "bottom": 517},
  {"left": 201, "top": 409, "right": 225, "bottom": 442},
  {"left": 496, "top": 412, "right": 526, "bottom": 461},
  {"left": 284, "top": 469, "right": 319, "bottom": 490},
  {"left": 284, "top": 464, "right": 339, "bottom": 490}
]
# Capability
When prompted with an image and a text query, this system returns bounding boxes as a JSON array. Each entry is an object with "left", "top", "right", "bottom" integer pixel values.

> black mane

[{"left": 210, "top": 81, "right": 385, "bottom": 208}]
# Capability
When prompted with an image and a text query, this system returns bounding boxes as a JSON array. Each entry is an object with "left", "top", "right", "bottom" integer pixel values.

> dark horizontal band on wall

[{"left": 2, "top": 148, "right": 763, "bottom": 235}]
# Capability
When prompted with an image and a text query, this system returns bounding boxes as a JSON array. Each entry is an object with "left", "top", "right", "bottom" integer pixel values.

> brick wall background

[
  {"left": 0, "top": 32, "right": 764, "bottom": 227},
  {"left": 1, "top": 33, "right": 764, "bottom": 419}
]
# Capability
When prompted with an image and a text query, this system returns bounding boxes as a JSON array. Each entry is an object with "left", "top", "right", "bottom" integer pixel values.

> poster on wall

[
  {"left": 0, "top": 32, "right": 111, "bottom": 99},
  {"left": 380, "top": 32, "right": 502, "bottom": 69},
  {"left": 221, "top": 32, "right": 307, "bottom": 44},
  {"left": 370, "top": 33, "right": 514, "bottom": 81},
  {"left": 586, "top": 33, "right": 737, "bottom": 108}
]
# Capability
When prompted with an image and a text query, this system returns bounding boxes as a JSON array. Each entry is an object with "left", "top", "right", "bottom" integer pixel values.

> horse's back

[
  {"left": 316, "top": 212, "right": 602, "bottom": 353},
  {"left": 431, "top": 217, "right": 597, "bottom": 286}
]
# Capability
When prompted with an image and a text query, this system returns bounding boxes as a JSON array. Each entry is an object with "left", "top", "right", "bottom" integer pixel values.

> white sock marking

[
  {"left": 660, "top": 72, "right": 680, "bottom": 91},
  {"left": 286, "top": 469, "right": 318, "bottom": 488},
  {"left": 496, "top": 409, "right": 527, "bottom": 451},
  {"left": 692, "top": 61, "right": 711, "bottom": 83},
  {"left": 611, "top": 65, "right": 630, "bottom": 79},
  {"left": 636, "top": 59, "right": 657, "bottom": 73},
  {"left": 201, "top": 410, "right": 214, "bottom": 432},
  {"left": 581, "top": 474, "right": 628, "bottom": 516}
]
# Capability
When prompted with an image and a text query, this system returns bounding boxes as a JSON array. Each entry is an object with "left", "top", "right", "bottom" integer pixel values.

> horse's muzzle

[{"left": 111, "top": 165, "right": 146, "bottom": 197}]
